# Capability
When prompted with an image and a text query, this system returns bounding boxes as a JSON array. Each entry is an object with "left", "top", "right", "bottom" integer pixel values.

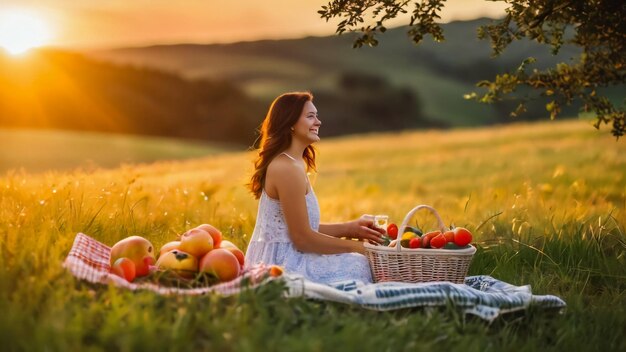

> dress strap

[{"left": 281, "top": 152, "right": 298, "bottom": 161}]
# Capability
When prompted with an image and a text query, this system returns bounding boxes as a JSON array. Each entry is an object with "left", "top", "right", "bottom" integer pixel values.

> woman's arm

[
  {"left": 266, "top": 158, "right": 365, "bottom": 255},
  {"left": 319, "top": 217, "right": 385, "bottom": 244}
]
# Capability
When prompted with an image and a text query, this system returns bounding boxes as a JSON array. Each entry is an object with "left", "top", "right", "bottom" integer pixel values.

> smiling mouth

[{"left": 310, "top": 129, "right": 319, "bottom": 134}]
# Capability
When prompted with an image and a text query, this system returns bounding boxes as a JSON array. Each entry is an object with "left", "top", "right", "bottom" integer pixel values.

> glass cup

[{"left": 374, "top": 214, "right": 389, "bottom": 232}]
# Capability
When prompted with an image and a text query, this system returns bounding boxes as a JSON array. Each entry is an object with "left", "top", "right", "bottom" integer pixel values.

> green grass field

[
  {"left": 0, "top": 128, "right": 234, "bottom": 174},
  {"left": 1, "top": 120, "right": 625, "bottom": 351}
]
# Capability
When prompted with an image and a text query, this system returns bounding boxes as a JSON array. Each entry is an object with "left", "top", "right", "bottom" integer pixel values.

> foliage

[
  {"left": 318, "top": 0, "right": 626, "bottom": 137},
  {"left": 0, "top": 120, "right": 625, "bottom": 350}
]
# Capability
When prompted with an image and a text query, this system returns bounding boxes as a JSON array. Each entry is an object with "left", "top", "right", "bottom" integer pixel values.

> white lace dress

[{"left": 245, "top": 188, "right": 373, "bottom": 285}]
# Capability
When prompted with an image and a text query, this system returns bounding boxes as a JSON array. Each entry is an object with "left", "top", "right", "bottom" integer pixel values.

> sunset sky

[{"left": 0, "top": 0, "right": 507, "bottom": 50}]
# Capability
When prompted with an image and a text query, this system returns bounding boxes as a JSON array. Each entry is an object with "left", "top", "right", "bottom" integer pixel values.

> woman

[{"left": 245, "top": 92, "right": 384, "bottom": 284}]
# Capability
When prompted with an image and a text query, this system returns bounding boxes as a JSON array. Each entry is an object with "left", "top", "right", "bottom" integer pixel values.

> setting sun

[{"left": 0, "top": 9, "right": 52, "bottom": 55}]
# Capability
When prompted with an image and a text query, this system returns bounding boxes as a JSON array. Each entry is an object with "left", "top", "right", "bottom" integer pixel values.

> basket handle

[{"left": 395, "top": 205, "right": 448, "bottom": 251}]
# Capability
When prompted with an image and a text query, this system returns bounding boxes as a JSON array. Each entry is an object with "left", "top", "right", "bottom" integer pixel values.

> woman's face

[{"left": 292, "top": 100, "right": 321, "bottom": 144}]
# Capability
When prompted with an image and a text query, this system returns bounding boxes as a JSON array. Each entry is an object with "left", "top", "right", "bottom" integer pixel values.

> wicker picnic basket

[{"left": 364, "top": 205, "right": 476, "bottom": 284}]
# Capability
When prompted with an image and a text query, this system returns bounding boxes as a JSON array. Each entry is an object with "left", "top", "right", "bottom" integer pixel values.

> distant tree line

[
  {"left": 0, "top": 49, "right": 266, "bottom": 145},
  {"left": 0, "top": 49, "right": 437, "bottom": 145},
  {"left": 314, "top": 71, "right": 441, "bottom": 136}
]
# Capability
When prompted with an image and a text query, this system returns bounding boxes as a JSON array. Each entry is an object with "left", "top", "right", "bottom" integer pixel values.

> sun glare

[{"left": 0, "top": 10, "right": 52, "bottom": 55}]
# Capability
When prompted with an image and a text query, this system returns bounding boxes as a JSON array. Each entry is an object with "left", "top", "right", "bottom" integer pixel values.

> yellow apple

[
  {"left": 195, "top": 223, "right": 222, "bottom": 249},
  {"left": 178, "top": 228, "right": 213, "bottom": 258},
  {"left": 110, "top": 236, "right": 155, "bottom": 277},
  {"left": 155, "top": 249, "right": 198, "bottom": 279},
  {"left": 218, "top": 240, "right": 237, "bottom": 249},
  {"left": 159, "top": 241, "right": 181, "bottom": 257}
]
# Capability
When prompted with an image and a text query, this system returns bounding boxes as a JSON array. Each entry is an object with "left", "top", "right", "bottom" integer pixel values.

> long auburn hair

[{"left": 249, "top": 92, "right": 317, "bottom": 199}]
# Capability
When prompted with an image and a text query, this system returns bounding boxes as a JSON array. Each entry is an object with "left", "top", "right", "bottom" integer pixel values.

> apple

[
  {"left": 110, "top": 236, "right": 155, "bottom": 277},
  {"left": 179, "top": 228, "right": 213, "bottom": 258},
  {"left": 218, "top": 240, "right": 237, "bottom": 249},
  {"left": 159, "top": 241, "right": 181, "bottom": 257},
  {"left": 195, "top": 224, "right": 222, "bottom": 249},
  {"left": 198, "top": 248, "right": 240, "bottom": 283},
  {"left": 214, "top": 240, "right": 244, "bottom": 267},
  {"left": 155, "top": 249, "right": 198, "bottom": 278},
  {"left": 111, "top": 257, "right": 136, "bottom": 282},
  {"left": 224, "top": 247, "right": 245, "bottom": 268}
]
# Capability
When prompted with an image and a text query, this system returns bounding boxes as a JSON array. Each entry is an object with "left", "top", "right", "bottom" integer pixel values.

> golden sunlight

[{"left": 0, "top": 9, "right": 52, "bottom": 55}]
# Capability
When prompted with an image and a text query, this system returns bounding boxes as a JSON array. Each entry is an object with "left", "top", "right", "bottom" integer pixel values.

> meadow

[
  {"left": 0, "top": 128, "right": 230, "bottom": 174},
  {"left": 0, "top": 119, "right": 624, "bottom": 351}
]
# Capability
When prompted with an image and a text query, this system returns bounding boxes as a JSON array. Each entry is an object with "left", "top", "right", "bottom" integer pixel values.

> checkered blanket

[{"left": 64, "top": 233, "right": 566, "bottom": 321}]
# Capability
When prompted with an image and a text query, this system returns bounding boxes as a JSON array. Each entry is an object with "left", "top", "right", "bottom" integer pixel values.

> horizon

[{"left": 0, "top": 0, "right": 507, "bottom": 51}]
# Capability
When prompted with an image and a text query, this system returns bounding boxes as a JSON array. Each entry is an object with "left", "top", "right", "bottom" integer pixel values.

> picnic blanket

[{"left": 64, "top": 233, "right": 566, "bottom": 321}]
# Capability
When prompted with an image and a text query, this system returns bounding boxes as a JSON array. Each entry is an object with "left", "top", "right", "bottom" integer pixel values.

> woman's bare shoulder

[
  {"left": 267, "top": 155, "right": 302, "bottom": 178},
  {"left": 266, "top": 155, "right": 307, "bottom": 191}
]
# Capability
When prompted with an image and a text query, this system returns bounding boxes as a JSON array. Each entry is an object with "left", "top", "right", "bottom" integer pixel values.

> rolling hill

[
  {"left": 88, "top": 18, "right": 590, "bottom": 126},
  {"left": 0, "top": 49, "right": 266, "bottom": 145}
]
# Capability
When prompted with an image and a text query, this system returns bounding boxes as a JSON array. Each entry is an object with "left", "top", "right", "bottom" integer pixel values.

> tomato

[
  {"left": 269, "top": 265, "right": 284, "bottom": 277},
  {"left": 409, "top": 237, "right": 422, "bottom": 249},
  {"left": 421, "top": 231, "right": 441, "bottom": 248},
  {"left": 387, "top": 223, "right": 399, "bottom": 239},
  {"left": 443, "top": 230, "right": 455, "bottom": 242},
  {"left": 430, "top": 234, "right": 447, "bottom": 249},
  {"left": 400, "top": 232, "right": 417, "bottom": 248},
  {"left": 453, "top": 227, "right": 473, "bottom": 247}
]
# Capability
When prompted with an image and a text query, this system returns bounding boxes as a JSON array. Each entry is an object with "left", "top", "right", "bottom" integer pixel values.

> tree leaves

[{"left": 318, "top": 0, "right": 626, "bottom": 138}]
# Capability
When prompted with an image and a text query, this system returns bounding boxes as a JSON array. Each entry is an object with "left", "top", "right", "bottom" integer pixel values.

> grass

[
  {"left": 0, "top": 128, "right": 235, "bottom": 174},
  {"left": 1, "top": 119, "right": 625, "bottom": 351}
]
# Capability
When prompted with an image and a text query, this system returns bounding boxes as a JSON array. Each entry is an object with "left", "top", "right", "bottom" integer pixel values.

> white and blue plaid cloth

[{"left": 281, "top": 274, "right": 566, "bottom": 321}]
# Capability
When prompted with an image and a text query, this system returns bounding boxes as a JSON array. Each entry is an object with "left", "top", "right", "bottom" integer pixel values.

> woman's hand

[{"left": 343, "top": 215, "right": 386, "bottom": 244}]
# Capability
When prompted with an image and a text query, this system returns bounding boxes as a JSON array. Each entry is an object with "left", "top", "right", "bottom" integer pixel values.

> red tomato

[
  {"left": 443, "top": 230, "right": 455, "bottom": 242},
  {"left": 453, "top": 227, "right": 473, "bottom": 247},
  {"left": 421, "top": 231, "right": 441, "bottom": 248},
  {"left": 430, "top": 234, "right": 447, "bottom": 249},
  {"left": 409, "top": 237, "right": 421, "bottom": 249},
  {"left": 387, "top": 223, "right": 399, "bottom": 239}
]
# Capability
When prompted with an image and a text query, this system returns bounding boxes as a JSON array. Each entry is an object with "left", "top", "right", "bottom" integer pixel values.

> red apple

[
  {"left": 195, "top": 224, "right": 222, "bottom": 249},
  {"left": 179, "top": 228, "right": 213, "bottom": 258},
  {"left": 225, "top": 247, "right": 245, "bottom": 268},
  {"left": 215, "top": 240, "right": 244, "bottom": 267},
  {"left": 111, "top": 257, "right": 136, "bottom": 282},
  {"left": 110, "top": 236, "right": 155, "bottom": 277},
  {"left": 198, "top": 248, "right": 240, "bottom": 283}
]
